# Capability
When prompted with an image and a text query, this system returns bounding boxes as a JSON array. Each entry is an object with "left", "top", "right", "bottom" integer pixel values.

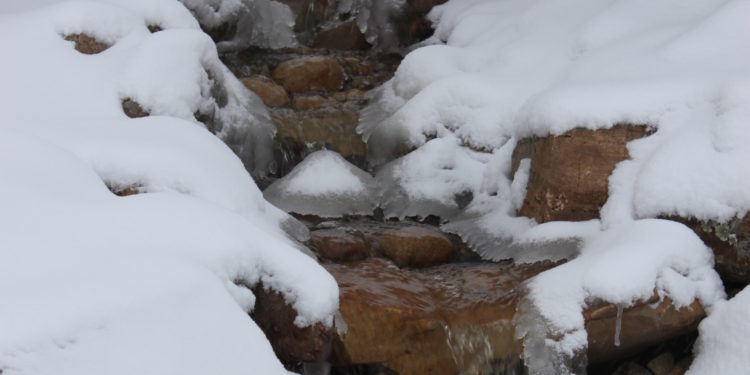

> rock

[
  {"left": 310, "top": 229, "right": 368, "bottom": 262},
  {"left": 647, "top": 352, "right": 676, "bottom": 375},
  {"left": 110, "top": 186, "right": 140, "bottom": 197},
  {"left": 667, "top": 356, "right": 692, "bottom": 375},
  {"left": 584, "top": 295, "right": 705, "bottom": 365},
  {"left": 63, "top": 33, "right": 109, "bottom": 54},
  {"left": 373, "top": 226, "right": 455, "bottom": 268},
  {"left": 240, "top": 75, "right": 289, "bottom": 108},
  {"left": 312, "top": 21, "right": 371, "bottom": 50},
  {"left": 147, "top": 24, "right": 162, "bottom": 33},
  {"left": 612, "top": 362, "right": 652, "bottom": 375},
  {"left": 514, "top": 125, "right": 650, "bottom": 223},
  {"left": 669, "top": 215, "right": 750, "bottom": 284},
  {"left": 326, "top": 258, "right": 554, "bottom": 375},
  {"left": 121, "top": 98, "right": 149, "bottom": 118},
  {"left": 327, "top": 258, "right": 708, "bottom": 375},
  {"left": 291, "top": 95, "right": 328, "bottom": 111},
  {"left": 272, "top": 56, "right": 345, "bottom": 94},
  {"left": 250, "top": 284, "right": 332, "bottom": 363},
  {"left": 270, "top": 106, "right": 365, "bottom": 176}
]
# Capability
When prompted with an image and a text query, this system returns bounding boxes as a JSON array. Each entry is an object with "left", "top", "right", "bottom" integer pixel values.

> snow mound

[
  {"left": 264, "top": 150, "right": 377, "bottom": 218},
  {"left": 688, "top": 286, "right": 750, "bottom": 374},
  {"left": 0, "top": 2, "right": 337, "bottom": 374}
]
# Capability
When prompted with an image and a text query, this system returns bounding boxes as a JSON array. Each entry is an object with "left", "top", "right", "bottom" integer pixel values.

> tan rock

[
  {"left": 310, "top": 229, "right": 368, "bottom": 262},
  {"left": 63, "top": 33, "right": 109, "bottom": 54},
  {"left": 272, "top": 56, "right": 345, "bottom": 94},
  {"left": 514, "top": 125, "right": 650, "bottom": 223},
  {"left": 374, "top": 226, "right": 455, "bottom": 268},
  {"left": 240, "top": 75, "right": 289, "bottom": 108},
  {"left": 291, "top": 95, "right": 328, "bottom": 111}
]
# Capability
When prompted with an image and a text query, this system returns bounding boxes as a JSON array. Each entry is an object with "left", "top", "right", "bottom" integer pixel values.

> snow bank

[
  {"left": 264, "top": 150, "right": 377, "bottom": 218},
  {"left": 0, "top": 2, "right": 337, "bottom": 374},
  {"left": 688, "top": 286, "right": 750, "bottom": 374},
  {"left": 359, "top": 0, "right": 746, "bottom": 371}
]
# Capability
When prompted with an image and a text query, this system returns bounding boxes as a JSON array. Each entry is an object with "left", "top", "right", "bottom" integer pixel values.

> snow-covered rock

[{"left": 264, "top": 150, "right": 377, "bottom": 218}]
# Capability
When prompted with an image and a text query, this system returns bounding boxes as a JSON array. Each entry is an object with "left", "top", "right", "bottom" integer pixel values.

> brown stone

[
  {"left": 250, "top": 284, "right": 332, "bottom": 363},
  {"left": 373, "top": 226, "right": 455, "bottom": 268},
  {"left": 310, "top": 229, "right": 369, "bottom": 262},
  {"left": 240, "top": 76, "right": 289, "bottom": 108},
  {"left": 327, "top": 258, "right": 554, "bottom": 375},
  {"left": 291, "top": 95, "right": 328, "bottom": 111},
  {"left": 63, "top": 33, "right": 109, "bottom": 54},
  {"left": 612, "top": 362, "right": 652, "bottom": 375},
  {"left": 312, "top": 21, "right": 371, "bottom": 50},
  {"left": 515, "top": 125, "right": 650, "bottom": 223},
  {"left": 669, "top": 215, "right": 750, "bottom": 284},
  {"left": 584, "top": 295, "right": 705, "bottom": 364},
  {"left": 647, "top": 352, "right": 676, "bottom": 375},
  {"left": 272, "top": 56, "right": 345, "bottom": 94},
  {"left": 110, "top": 186, "right": 140, "bottom": 197},
  {"left": 121, "top": 98, "right": 149, "bottom": 118}
]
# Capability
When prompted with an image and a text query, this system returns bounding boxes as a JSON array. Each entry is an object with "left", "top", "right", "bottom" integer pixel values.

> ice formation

[
  {"left": 264, "top": 150, "right": 378, "bottom": 218},
  {"left": 0, "top": 1, "right": 337, "bottom": 374},
  {"left": 358, "top": 0, "right": 748, "bottom": 371},
  {"left": 180, "top": 0, "right": 297, "bottom": 51}
]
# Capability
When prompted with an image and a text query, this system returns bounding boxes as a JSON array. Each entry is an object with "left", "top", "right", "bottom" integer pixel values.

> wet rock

[
  {"left": 291, "top": 94, "right": 328, "bottom": 111},
  {"left": 250, "top": 284, "right": 332, "bottom": 363},
  {"left": 373, "top": 226, "right": 455, "bottom": 268},
  {"left": 310, "top": 229, "right": 369, "bottom": 262},
  {"left": 647, "top": 352, "right": 675, "bottom": 375},
  {"left": 272, "top": 56, "right": 345, "bottom": 94},
  {"left": 585, "top": 296, "right": 705, "bottom": 364},
  {"left": 669, "top": 215, "right": 750, "bottom": 285},
  {"left": 326, "top": 258, "right": 554, "bottom": 375},
  {"left": 270, "top": 106, "right": 365, "bottom": 176},
  {"left": 240, "top": 75, "right": 289, "bottom": 108},
  {"left": 63, "top": 33, "right": 109, "bottom": 54},
  {"left": 514, "top": 125, "right": 650, "bottom": 223},
  {"left": 312, "top": 21, "right": 371, "bottom": 50},
  {"left": 121, "top": 98, "right": 149, "bottom": 118},
  {"left": 668, "top": 356, "right": 692, "bottom": 375},
  {"left": 147, "top": 24, "right": 162, "bottom": 33}
]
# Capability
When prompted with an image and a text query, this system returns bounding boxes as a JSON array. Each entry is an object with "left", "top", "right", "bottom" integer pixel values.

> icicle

[{"left": 614, "top": 305, "right": 623, "bottom": 347}]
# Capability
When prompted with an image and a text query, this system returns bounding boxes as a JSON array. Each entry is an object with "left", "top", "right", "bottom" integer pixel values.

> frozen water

[{"left": 264, "top": 150, "right": 378, "bottom": 218}]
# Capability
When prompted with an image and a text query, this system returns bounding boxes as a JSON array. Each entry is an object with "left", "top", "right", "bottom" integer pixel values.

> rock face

[
  {"left": 250, "top": 284, "right": 332, "bottom": 363},
  {"left": 514, "top": 125, "right": 650, "bottom": 223},
  {"left": 240, "top": 75, "right": 289, "bottom": 108},
  {"left": 63, "top": 33, "right": 109, "bottom": 54},
  {"left": 272, "top": 56, "right": 345, "bottom": 94},
  {"left": 326, "top": 258, "right": 704, "bottom": 375},
  {"left": 671, "top": 215, "right": 750, "bottom": 284}
]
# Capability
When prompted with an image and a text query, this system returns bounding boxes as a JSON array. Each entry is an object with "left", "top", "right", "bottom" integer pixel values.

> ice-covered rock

[{"left": 264, "top": 150, "right": 377, "bottom": 217}]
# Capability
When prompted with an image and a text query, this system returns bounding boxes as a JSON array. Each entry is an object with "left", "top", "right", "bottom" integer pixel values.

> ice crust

[
  {"left": 0, "top": 1, "right": 337, "bottom": 374},
  {"left": 264, "top": 150, "right": 377, "bottom": 218}
]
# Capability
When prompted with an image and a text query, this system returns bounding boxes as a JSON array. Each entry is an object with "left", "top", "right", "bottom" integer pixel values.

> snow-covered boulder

[{"left": 264, "top": 150, "right": 377, "bottom": 218}]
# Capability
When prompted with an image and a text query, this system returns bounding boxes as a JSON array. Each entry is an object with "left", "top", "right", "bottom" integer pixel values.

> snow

[
  {"left": 358, "top": 0, "right": 748, "bottom": 371},
  {"left": 264, "top": 150, "right": 377, "bottom": 218},
  {"left": 0, "top": 1, "right": 338, "bottom": 374},
  {"left": 688, "top": 286, "right": 750, "bottom": 374}
]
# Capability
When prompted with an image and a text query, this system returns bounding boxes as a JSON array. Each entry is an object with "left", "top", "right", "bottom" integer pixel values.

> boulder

[
  {"left": 272, "top": 56, "right": 345, "bottom": 94},
  {"left": 373, "top": 226, "right": 455, "bottom": 268},
  {"left": 310, "top": 229, "right": 369, "bottom": 262},
  {"left": 250, "top": 284, "right": 332, "bottom": 363},
  {"left": 291, "top": 94, "right": 328, "bottom": 111},
  {"left": 514, "top": 125, "right": 650, "bottom": 223},
  {"left": 240, "top": 75, "right": 289, "bottom": 108},
  {"left": 63, "top": 33, "right": 109, "bottom": 54}
]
